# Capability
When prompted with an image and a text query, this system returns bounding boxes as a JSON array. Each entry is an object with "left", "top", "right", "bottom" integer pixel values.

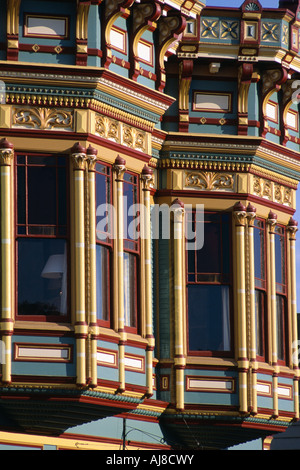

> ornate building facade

[{"left": 0, "top": 0, "right": 300, "bottom": 450}]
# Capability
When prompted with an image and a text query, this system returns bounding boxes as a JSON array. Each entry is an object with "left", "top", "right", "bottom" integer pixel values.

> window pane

[
  {"left": 18, "top": 238, "right": 67, "bottom": 316},
  {"left": 197, "top": 219, "right": 221, "bottom": 274},
  {"left": 188, "top": 284, "right": 230, "bottom": 351},
  {"left": 27, "top": 166, "right": 57, "bottom": 225},
  {"left": 124, "top": 252, "right": 137, "bottom": 328},
  {"left": 17, "top": 165, "right": 26, "bottom": 225},
  {"left": 254, "top": 221, "right": 265, "bottom": 285},
  {"left": 96, "top": 169, "right": 111, "bottom": 240},
  {"left": 275, "top": 227, "right": 285, "bottom": 290},
  {"left": 255, "top": 289, "right": 264, "bottom": 357},
  {"left": 276, "top": 294, "right": 285, "bottom": 361},
  {"left": 96, "top": 244, "right": 109, "bottom": 322}
]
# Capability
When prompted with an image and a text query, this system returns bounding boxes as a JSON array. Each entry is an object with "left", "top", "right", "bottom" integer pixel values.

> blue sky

[{"left": 206, "top": 0, "right": 300, "bottom": 312}]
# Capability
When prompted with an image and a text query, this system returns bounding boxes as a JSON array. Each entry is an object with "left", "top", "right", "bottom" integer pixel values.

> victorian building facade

[{"left": 0, "top": 0, "right": 300, "bottom": 450}]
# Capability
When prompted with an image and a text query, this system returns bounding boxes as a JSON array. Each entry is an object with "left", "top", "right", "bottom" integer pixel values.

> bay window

[
  {"left": 16, "top": 154, "right": 68, "bottom": 320},
  {"left": 187, "top": 211, "right": 231, "bottom": 355}
]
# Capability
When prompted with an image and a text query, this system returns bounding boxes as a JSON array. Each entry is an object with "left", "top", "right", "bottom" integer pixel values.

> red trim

[{"left": 154, "top": 189, "right": 296, "bottom": 215}]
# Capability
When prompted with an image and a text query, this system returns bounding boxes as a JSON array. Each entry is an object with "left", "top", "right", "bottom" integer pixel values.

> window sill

[
  {"left": 14, "top": 320, "right": 74, "bottom": 332},
  {"left": 186, "top": 355, "right": 236, "bottom": 368}
]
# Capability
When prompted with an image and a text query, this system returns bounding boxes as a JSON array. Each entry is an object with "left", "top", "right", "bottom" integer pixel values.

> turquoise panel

[
  {"left": 11, "top": 335, "right": 76, "bottom": 377},
  {"left": 200, "top": 17, "right": 240, "bottom": 44},
  {"left": 0, "top": 443, "right": 40, "bottom": 450},
  {"left": 261, "top": 20, "right": 283, "bottom": 47},
  {"left": 18, "top": 51, "right": 75, "bottom": 65},
  {"left": 87, "top": 5, "right": 101, "bottom": 50},
  {"left": 278, "top": 399, "right": 294, "bottom": 413},
  {"left": 97, "top": 365, "right": 118, "bottom": 382}
]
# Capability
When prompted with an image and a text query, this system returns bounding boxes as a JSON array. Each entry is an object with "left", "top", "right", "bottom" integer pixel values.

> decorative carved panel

[
  {"left": 253, "top": 175, "right": 292, "bottom": 206},
  {"left": 12, "top": 107, "right": 74, "bottom": 130},
  {"left": 184, "top": 171, "right": 235, "bottom": 191}
]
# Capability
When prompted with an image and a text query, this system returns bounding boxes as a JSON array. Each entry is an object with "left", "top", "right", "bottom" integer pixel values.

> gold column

[
  {"left": 267, "top": 210, "right": 278, "bottom": 418},
  {"left": 233, "top": 202, "right": 248, "bottom": 414},
  {"left": 246, "top": 203, "right": 257, "bottom": 415},
  {"left": 0, "top": 138, "right": 14, "bottom": 384},
  {"left": 86, "top": 145, "right": 99, "bottom": 388},
  {"left": 141, "top": 165, "right": 155, "bottom": 398},
  {"left": 172, "top": 198, "right": 185, "bottom": 411},
  {"left": 287, "top": 217, "right": 299, "bottom": 419},
  {"left": 71, "top": 142, "right": 88, "bottom": 387},
  {"left": 113, "top": 155, "right": 126, "bottom": 393}
]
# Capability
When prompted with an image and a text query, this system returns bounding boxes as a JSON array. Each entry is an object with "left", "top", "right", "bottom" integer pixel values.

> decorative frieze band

[
  {"left": 95, "top": 113, "right": 148, "bottom": 153},
  {"left": 12, "top": 106, "right": 74, "bottom": 131},
  {"left": 253, "top": 175, "right": 293, "bottom": 206},
  {"left": 184, "top": 170, "right": 235, "bottom": 191}
]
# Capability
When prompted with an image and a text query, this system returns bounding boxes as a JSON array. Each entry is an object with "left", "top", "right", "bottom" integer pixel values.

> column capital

[
  {"left": 267, "top": 210, "right": 277, "bottom": 233},
  {"left": 71, "top": 142, "right": 87, "bottom": 170},
  {"left": 287, "top": 217, "right": 298, "bottom": 239},
  {"left": 113, "top": 155, "right": 126, "bottom": 180},
  {"left": 86, "top": 144, "right": 98, "bottom": 171},
  {"left": 141, "top": 164, "right": 154, "bottom": 190},
  {"left": 0, "top": 138, "right": 14, "bottom": 166},
  {"left": 233, "top": 201, "right": 247, "bottom": 226},
  {"left": 171, "top": 199, "right": 185, "bottom": 226},
  {"left": 246, "top": 203, "right": 256, "bottom": 226}
]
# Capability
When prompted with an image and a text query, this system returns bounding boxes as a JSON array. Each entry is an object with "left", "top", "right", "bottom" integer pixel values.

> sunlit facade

[{"left": 0, "top": 0, "right": 300, "bottom": 450}]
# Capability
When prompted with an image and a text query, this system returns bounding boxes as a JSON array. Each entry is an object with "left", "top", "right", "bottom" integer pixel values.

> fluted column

[
  {"left": 113, "top": 155, "right": 126, "bottom": 393},
  {"left": 86, "top": 145, "right": 99, "bottom": 388},
  {"left": 0, "top": 138, "right": 14, "bottom": 384},
  {"left": 267, "top": 210, "right": 278, "bottom": 418},
  {"left": 233, "top": 202, "right": 248, "bottom": 414},
  {"left": 141, "top": 165, "right": 155, "bottom": 398},
  {"left": 172, "top": 198, "right": 185, "bottom": 411},
  {"left": 287, "top": 217, "right": 299, "bottom": 418},
  {"left": 71, "top": 142, "right": 88, "bottom": 387},
  {"left": 246, "top": 203, "right": 257, "bottom": 415}
]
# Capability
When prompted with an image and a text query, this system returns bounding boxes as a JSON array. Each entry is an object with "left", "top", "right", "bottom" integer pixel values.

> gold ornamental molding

[
  {"left": 95, "top": 113, "right": 148, "bottom": 153},
  {"left": 250, "top": 164, "right": 298, "bottom": 188},
  {"left": 184, "top": 171, "right": 235, "bottom": 191},
  {"left": 158, "top": 158, "right": 251, "bottom": 172},
  {"left": 6, "top": 92, "right": 90, "bottom": 109},
  {"left": 12, "top": 107, "right": 74, "bottom": 131},
  {"left": 252, "top": 175, "right": 293, "bottom": 207}
]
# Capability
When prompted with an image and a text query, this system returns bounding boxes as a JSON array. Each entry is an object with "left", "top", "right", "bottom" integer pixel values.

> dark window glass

[
  {"left": 123, "top": 172, "right": 139, "bottom": 330},
  {"left": 275, "top": 226, "right": 286, "bottom": 294},
  {"left": 255, "top": 290, "right": 265, "bottom": 357},
  {"left": 18, "top": 238, "right": 67, "bottom": 317},
  {"left": 16, "top": 154, "right": 68, "bottom": 320},
  {"left": 275, "top": 225, "right": 287, "bottom": 363},
  {"left": 124, "top": 252, "right": 137, "bottom": 329},
  {"left": 95, "top": 164, "right": 111, "bottom": 243},
  {"left": 96, "top": 244, "right": 110, "bottom": 322},
  {"left": 187, "top": 211, "right": 231, "bottom": 354},
  {"left": 188, "top": 285, "right": 230, "bottom": 351},
  {"left": 95, "top": 162, "right": 112, "bottom": 326},
  {"left": 276, "top": 294, "right": 286, "bottom": 362},
  {"left": 253, "top": 219, "right": 266, "bottom": 359},
  {"left": 16, "top": 154, "right": 67, "bottom": 236}
]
